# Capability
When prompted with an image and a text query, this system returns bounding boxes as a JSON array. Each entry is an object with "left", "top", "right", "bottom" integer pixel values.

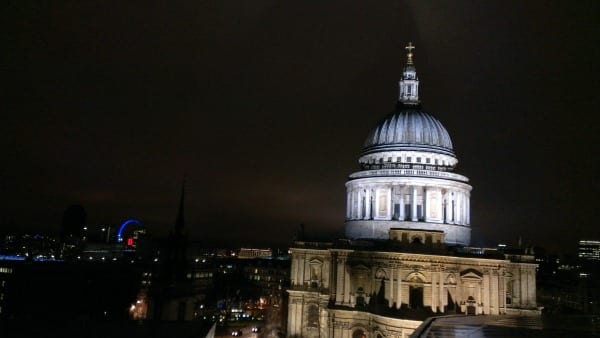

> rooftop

[{"left": 411, "top": 314, "right": 600, "bottom": 338}]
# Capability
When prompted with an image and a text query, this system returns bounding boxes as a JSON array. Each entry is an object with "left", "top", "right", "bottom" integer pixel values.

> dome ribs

[{"left": 361, "top": 109, "right": 455, "bottom": 156}]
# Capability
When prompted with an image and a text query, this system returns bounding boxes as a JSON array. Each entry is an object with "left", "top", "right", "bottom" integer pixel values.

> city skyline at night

[{"left": 2, "top": 1, "right": 599, "bottom": 253}]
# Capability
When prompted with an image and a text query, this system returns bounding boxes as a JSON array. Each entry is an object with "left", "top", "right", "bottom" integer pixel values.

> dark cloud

[{"left": 2, "top": 1, "right": 598, "bottom": 252}]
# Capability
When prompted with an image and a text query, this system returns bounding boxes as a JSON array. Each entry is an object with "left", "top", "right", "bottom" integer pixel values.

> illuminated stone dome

[
  {"left": 345, "top": 42, "right": 472, "bottom": 246},
  {"left": 362, "top": 106, "right": 454, "bottom": 157}
]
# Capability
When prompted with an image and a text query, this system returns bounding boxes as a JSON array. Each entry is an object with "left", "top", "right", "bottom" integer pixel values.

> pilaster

[
  {"left": 399, "top": 188, "right": 405, "bottom": 220},
  {"left": 411, "top": 186, "right": 418, "bottom": 221}
]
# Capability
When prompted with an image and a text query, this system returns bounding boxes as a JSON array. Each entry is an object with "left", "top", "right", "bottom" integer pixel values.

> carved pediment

[
  {"left": 405, "top": 271, "right": 427, "bottom": 283},
  {"left": 309, "top": 258, "right": 323, "bottom": 265},
  {"left": 460, "top": 268, "right": 483, "bottom": 280},
  {"left": 351, "top": 264, "right": 370, "bottom": 272}
]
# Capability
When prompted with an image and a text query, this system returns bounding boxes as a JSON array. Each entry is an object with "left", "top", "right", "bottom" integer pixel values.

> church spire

[
  {"left": 405, "top": 42, "right": 415, "bottom": 65},
  {"left": 398, "top": 42, "right": 420, "bottom": 105}
]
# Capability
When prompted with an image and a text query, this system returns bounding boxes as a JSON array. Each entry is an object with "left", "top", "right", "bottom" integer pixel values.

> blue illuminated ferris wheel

[{"left": 116, "top": 219, "right": 143, "bottom": 244}]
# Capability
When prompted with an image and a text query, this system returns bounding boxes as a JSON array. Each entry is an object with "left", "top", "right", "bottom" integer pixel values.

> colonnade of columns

[
  {"left": 508, "top": 264, "right": 537, "bottom": 308},
  {"left": 346, "top": 184, "right": 470, "bottom": 225},
  {"left": 331, "top": 263, "right": 506, "bottom": 315}
]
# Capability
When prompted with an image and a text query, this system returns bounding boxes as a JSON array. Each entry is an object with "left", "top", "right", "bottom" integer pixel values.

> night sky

[{"left": 2, "top": 1, "right": 598, "bottom": 252}]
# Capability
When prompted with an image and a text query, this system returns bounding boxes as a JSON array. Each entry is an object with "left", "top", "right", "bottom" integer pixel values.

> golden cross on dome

[{"left": 405, "top": 42, "right": 415, "bottom": 64}]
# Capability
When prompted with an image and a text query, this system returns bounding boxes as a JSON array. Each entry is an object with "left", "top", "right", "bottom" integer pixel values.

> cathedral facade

[{"left": 287, "top": 44, "right": 538, "bottom": 338}]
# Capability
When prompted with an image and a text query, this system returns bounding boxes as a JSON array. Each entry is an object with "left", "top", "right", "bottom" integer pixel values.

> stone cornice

[
  {"left": 348, "top": 168, "right": 469, "bottom": 184},
  {"left": 329, "top": 249, "right": 509, "bottom": 267}
]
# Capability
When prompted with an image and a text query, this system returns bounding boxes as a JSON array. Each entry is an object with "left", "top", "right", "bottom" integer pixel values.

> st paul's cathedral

[{"left": 287, "top": 44, "right": 539, "bottom": 338}]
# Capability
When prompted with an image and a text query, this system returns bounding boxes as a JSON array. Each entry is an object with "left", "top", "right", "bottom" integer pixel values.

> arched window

[
  {"left": 352, "top": 329, "right": 366, "bottom": 338},
  {"left": 406, "top": 273, "right": 426, "bottom": 309}
]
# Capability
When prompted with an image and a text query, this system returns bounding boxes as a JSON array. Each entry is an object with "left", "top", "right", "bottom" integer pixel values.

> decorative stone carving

[{"left": 375, "top": 268, "right": 387, "bottom": 279}]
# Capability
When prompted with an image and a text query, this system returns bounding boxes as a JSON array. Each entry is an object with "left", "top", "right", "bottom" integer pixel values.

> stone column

[
  {"left": 423, "top": 186, "right": 429, "bottom": 222},
  {"left": 439, "top": 270, "right": 444, "bottom": 313},
  {"left": 357, "top": 190, "right": 362, "bottom": 219},
  {"left": 431, "top": 271, "right": 437, "bottom": 311},
  {"left": 346, "top": 191, "right": 351, "bottom": 219},
  {"left": 396, "top": 269, "right": 402, "bottom": 309},
  {"left": 364, "top": 189, "right": 371, "bottom": 220},
  {"left": 386, "top": 185, "right": 394, "bottom": 220},
  {"left": 290, "top": 255, "right": 297, "bottom": 286},
  {"left": 452, "top": 192, "right": 458, "bottom": 224},
  {"left": 456, "top": 273, "right": 462, "bottom": 305},
  {"left": 399, "top": 187, "right": 405, "bottom": 221},
  {"left": 463, "top": 193, "right": 468, "bottom": 224},
  {"left": 411, "top": 186, "right": 418, "bottom": 221},
  {"left": 520, "top": 267, "right": 528, "bottom": 307},
  {"left": 445, "top": 191, "right": 452, "bottom": 224},
  {"left": 466, "top": 194, "right": 470, "bottom": 225},
  {"left": 461, "top": 192, "right": 466, "bottom": 225},
  {"left": 491, "top": 270, "right": 499, "bottom": 314},
  {"left": 455, "top": 192, "right": 462, "bottom": 224},
  {"left": 287, "top": 299, "right": 296, "bottom": 335},
  {"left": 336, "top": 257, "right": 345, "bottom": 305},
  {"left": 526, "top": 267, "right": 535, "bottom": 306},
  {"left": 483, "top": 273, "right": 490, "bottom": 314},
  {"left": 500, "top": 269, "right": 506, "bottom": 314},
  {"left": 350, "top": 189, "right": 355, "bottom": 219},
  {"left": 344, "top": 263, "right": 351, "bottom": 304},
  {"left": 374, "top": 187, "right": 380, "bottom": 219},
  {"left": 298, "top": 254, "right": 305, "bottom": 287},
  {"left": 387, "top": 273, "right": 394, "bottom": 307},
  {"left": 354, "top": 189, "right": 359, "bottom": 219},
  {"left": 477, "top": 282, "right": 483, "bottom": 314},
  {"left": 513, "top": 277, "right": 521, "bottom": 305},
  {"left": 440, "top": 189, "right": 444, "bottom": 222},
  {"left": 456, "top": 191, "right": 462, "bottom": 224}
]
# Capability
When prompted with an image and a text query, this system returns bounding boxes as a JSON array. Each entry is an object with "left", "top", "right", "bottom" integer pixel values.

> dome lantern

[{"left": 398, "top": 42, "right": 420, "bottom": 105}]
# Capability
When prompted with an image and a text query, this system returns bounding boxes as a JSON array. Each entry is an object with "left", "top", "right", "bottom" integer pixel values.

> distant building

[
  {"left": 578, "top": 240, "right": 600, "bottom": 262},
  {"left": 243, "top": 258, "right": 289, "bottom": 299},
  {"left": 238, "top": 248, "right": 273, "bottom": 259},
  {"left": 0, "top": 264, "right": 13, "bottom": 316},
  {"left": 287, "top": 44, "right": 539, "bottom": 338}
]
